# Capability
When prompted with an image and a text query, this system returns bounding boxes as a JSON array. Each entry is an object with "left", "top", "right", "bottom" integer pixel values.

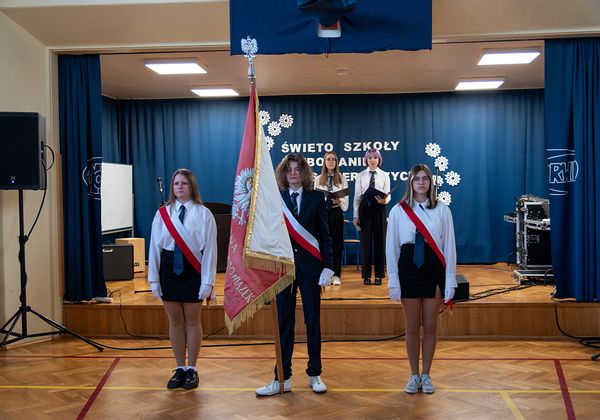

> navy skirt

[
  {"left": 398, "top": 243, "right": 445, "bottom": 298},
  {"left": 159, "top": 250, "right": 202, "bottom": 303}
]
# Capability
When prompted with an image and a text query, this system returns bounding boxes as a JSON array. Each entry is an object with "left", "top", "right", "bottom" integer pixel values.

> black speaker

[
  {"left": 455, "top": 274, "right": 470, "bottom": 301},
  {"left": 526, "top": 231, "right": 552, "bottom": 265},
  {"left": 0, "top": 112, "right": 46, "bottom": 190},
  {"left": 103, "top": 243, "right": 134, "bottom": 280}
]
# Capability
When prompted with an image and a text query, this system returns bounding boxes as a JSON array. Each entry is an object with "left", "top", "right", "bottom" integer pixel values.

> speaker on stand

[{"left": 0, "top": 112, "right": 102, "bottom": 351}]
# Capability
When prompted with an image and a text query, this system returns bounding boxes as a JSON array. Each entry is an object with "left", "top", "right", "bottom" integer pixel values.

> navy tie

[
  {"left": 413, "top": 205, "right": 425, "bottom": 267},
  {"left": 291, "top": 192, "right": 299, "bottom": 218},
  {"left": 413, "top": 231, "right": 425, "bottom": 268},
  {"left": 172, "top": 205, "right": 186, "bottom": 275},
  {"left": 369, "top": 171, "right": 376, "bottom": 188}
]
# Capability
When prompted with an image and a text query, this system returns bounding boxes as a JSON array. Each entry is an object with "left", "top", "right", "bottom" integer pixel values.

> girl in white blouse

[
  {"left": 385, "top": 164, "right": 456, "bottom": 395},
  {"left": 148, "top": 168, "right": 217, "bottom": 390},
  {"left": 315, "top": 151, "right": 349, "bottom": 285},
  {"left": 353, "top": 148, "right": 390, "bottom": 285}
]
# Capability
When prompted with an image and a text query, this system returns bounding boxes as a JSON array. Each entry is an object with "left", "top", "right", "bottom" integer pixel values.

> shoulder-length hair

[
  {"left": 316, "top": 151, "right": 343, "bottom": 188},
  {"left": 275, "top": 153, "right": 314, "bottom": 192},
  {"left": 364, "top": 148, "right": 383, "bottom": 167},
  {"left": 401, "top": 164, "right": 438, "bottom": 209},
  {"left": 168, "top": 168, "right": 203, "bottom": 205}
]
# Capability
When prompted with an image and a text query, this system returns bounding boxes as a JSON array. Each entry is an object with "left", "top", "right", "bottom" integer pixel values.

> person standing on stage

[
  {"left": 353, "top": 148, "right": 391, "bottom": 285},
  {"left": 148, "top": 168, "right": 217, "bottom": 390},
  {"left": 256, "top": 153, "right": 334, "bottom": 397},
  {"left": 315, "top": 151, "right": 348, "bottom": 286},
  {"left": 385, "top": 163, "right": 456, "bottom": 394}
]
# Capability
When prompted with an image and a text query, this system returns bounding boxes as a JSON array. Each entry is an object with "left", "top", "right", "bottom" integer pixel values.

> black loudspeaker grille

[
  {"left": 103, "top": 244, "right": 134, "bottom": 280},
  {"left": 0, "top": 112, "right": 46, "bottom": 190}
]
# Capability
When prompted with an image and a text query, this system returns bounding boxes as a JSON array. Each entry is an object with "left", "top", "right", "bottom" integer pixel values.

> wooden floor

[
  {"left": 1, "top": 337, "right": 599, "bottom": 419},
  {"left": 63, "top": 264, "right": 600, "bottom": 338}
]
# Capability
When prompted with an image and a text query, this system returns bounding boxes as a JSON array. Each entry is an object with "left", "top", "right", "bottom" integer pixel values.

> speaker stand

[{"left": 0, "top": 190, "right": 103, "bottom": 352}]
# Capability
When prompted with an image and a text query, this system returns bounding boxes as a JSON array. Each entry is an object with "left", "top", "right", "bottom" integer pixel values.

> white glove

[
  {"left": 318, "top": 268, "right": 334, "bottom": 287},
  {"left": 389, "top": 287, "right": 401, "bottom": 302},
  {"left": 198, "top": 284, "right": 213, "bottom": 300},
  {"left": 150, "top": 282, "right": 162, "bottom": 299},
  {"left": 444, "top": 286, "right": 456, "bottom": 303}
]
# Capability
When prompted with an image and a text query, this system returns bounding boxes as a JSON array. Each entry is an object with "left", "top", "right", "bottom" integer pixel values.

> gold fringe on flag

[{"left": 225, "top": 271, "right": 295, "bottom": 335}]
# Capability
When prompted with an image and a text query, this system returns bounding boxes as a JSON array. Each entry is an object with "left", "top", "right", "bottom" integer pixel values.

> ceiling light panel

[
  {"left": 455, "top": 78, "right": 505, "bottom": 91},
  {"left": 191, "top": 88, "right": 239, "bottom": 97},
  {"left": 478, "top": 49, "right": 541, "bottom": 65},
  {"left": 145, "top": 59, "right": 207, "bottom": 75}
]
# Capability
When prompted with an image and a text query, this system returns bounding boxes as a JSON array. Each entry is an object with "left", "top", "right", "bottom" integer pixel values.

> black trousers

[
  {"left": 327, "top": 206, "right": 344, "bottom": 277},
  {"left": 274, "top": 273, "right": 322, "bottom": 380},
  {"left": 359, "top": 200, "right": 386, "bottom": 279}
]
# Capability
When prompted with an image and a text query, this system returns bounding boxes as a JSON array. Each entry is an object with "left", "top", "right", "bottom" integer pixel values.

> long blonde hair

[
  {"left": 168, "top": 168, "right": 203, "bottom": 205},
  {"left": 401, "top": 164, "right": 438, "bottom": 209},
  {"left": 316, "top": 151, "right": 343, "bottom": 188}
]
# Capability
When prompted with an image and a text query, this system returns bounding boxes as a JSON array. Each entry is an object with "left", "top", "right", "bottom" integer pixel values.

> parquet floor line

[
  {"left": 77, "top": 357, "right": 120, "bottom": 420},
  {"left": 554, "top": 359, "right": 576, "bottom": 420},
  {"left": 2, "top": 385, "right": 600, "bottom": 394},
  {"left": 0, "top": 354, "right": 595, "bottom": 361},
  {"left": 2, "top": 339, "right": 599, "bottom": 419},
  {"left": 500, "top": 391, "right": 525, "bottom": 420}
]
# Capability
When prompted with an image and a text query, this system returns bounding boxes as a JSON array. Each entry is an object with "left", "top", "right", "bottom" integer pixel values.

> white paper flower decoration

[
  {"left": 265, "top": 136, "right": 274, "bottom": 150},
  {"left": 259, "top": 110, "right": 270, "bottom": 126},
  {"left": 434, "top": 156, "right": 449, "bottom": 172},
  {"left": 438, "top": 191, "right": 452, "bottom": 205},
  {"left": 279, "top": 114, "right": 294, "bottom": 128},
  {"left": 445, "top": 171, "right": 461, "bottom": 187},
  {"left": 425, "top": 142, "right": 441, "bottom": 158},
  {"left": 267, "top": 121, "right": 281, "bottom": 137}
]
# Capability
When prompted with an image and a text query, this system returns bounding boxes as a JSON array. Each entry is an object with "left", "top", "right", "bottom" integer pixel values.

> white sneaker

[
  {"left": 308, "top": 375, "right": 327, "bottom": 393},
  {"left": 332, "top": 276, "right": 341, "bottom": 286},
  {"left": 404, "top": 374, "right": 421, "bottom": 394},
  {"left": 255, "top": 378, "right": 292, "bottom": 396},
  {"left": 420, "top": 374, "right": 435, "bottom": 394}
]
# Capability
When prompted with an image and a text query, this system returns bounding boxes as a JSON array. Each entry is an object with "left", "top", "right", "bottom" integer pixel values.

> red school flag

[{"left": 224, "top": 86, "right": 295, "bottom": 333}]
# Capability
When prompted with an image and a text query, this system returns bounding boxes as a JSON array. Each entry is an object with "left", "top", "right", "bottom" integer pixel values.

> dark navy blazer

[{"left": 281, "top": 188, "right": 333, "bottom": 277}]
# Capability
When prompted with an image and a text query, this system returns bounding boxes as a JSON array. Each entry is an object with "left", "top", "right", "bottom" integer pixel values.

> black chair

[{"left": 204, "top": 202, "right": 232, "bottom": 272}]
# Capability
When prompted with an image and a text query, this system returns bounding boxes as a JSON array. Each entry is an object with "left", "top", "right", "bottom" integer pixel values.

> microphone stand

[
  {"left": 157, "top": 177, "right": 166, "bottom": 207},
  {"left": 136, "top": 177, "right": 166, "bottom": 295}
]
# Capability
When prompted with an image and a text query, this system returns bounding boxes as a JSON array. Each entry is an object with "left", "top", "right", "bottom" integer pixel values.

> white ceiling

[{"left": 2, "top": 0, "right": 600, "bottom": 98}]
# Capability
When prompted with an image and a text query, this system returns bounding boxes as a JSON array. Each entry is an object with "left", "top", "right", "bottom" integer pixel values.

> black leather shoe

[
  {"left": 363, "top": 278, "right": 371, "bottom": 285},
  {"left": 183, "top": 369, "right": 199, "bottom": 389},
  {"left": 374, "top": 278, "right": 382, "bottom": 285},
  {"left": 167, "top": 368, "right": 187, "bottom": 389}
]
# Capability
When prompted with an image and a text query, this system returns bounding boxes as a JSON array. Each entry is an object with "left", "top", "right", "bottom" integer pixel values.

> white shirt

[
  {"left": 314, "top": 173, "right": 349, "bottom": 212},
  {"left": 148, "top": 200, "right": 218, "bottom": 286},
  {"left": 353, "top": 167, "right": 391, "bottom": 218},
  {"left": 385, "top": 198, "right": 457, "bottom": 289}
]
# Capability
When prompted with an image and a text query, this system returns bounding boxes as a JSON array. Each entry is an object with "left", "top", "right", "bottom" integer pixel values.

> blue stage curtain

[
  {"left": 59, "top": 55, "right": 106, "bottom": 301},
  {"left": 545, "top": 38, "right": 600, "bottom": 301},
  {"left": 102, "top": 90, "right": 545, "bottom": 264}
]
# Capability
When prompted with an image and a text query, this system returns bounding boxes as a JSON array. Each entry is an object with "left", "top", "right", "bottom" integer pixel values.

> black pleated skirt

[
  {"left": 159, "top": 250, "right": 202, "bottom": 303},
  {"left": 398, "top": 243, "right": 445, "bottom": 298}
]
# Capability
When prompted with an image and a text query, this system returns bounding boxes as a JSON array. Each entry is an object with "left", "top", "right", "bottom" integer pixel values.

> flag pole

[
  {"left": 271, "top": 297, "right": 285, "bottom": 393},
  {"left": 242, "top": 36, "right": 285, "bottom": 394}
]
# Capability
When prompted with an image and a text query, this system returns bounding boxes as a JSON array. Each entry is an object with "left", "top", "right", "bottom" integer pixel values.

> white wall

[{"left": 0, "top": 11, "right": 61, "bottom": 341}]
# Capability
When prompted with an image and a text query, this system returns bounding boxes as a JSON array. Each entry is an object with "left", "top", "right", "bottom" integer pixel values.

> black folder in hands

[
  {"left": 316, "top": 187, "right": 350, "bottom": 199},
  {"left": 362, "top": 184, "right": 399, "bottom": 201}
]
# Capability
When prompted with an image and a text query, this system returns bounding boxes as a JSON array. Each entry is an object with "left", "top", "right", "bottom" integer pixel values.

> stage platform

[{"left": 63, "top": 264, "right": 600, "bottom": 339}]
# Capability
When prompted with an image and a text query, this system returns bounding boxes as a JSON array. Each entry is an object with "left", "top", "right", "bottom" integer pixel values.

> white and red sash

[
  {"left": 281, "top": 198, "right": 322, "bottom": 261},
  {"left": 400, "top": 202, "right": 446, "bottom": 268},
  {"left": 159, "top": 205, "right": 203, "bottom": 273}
]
